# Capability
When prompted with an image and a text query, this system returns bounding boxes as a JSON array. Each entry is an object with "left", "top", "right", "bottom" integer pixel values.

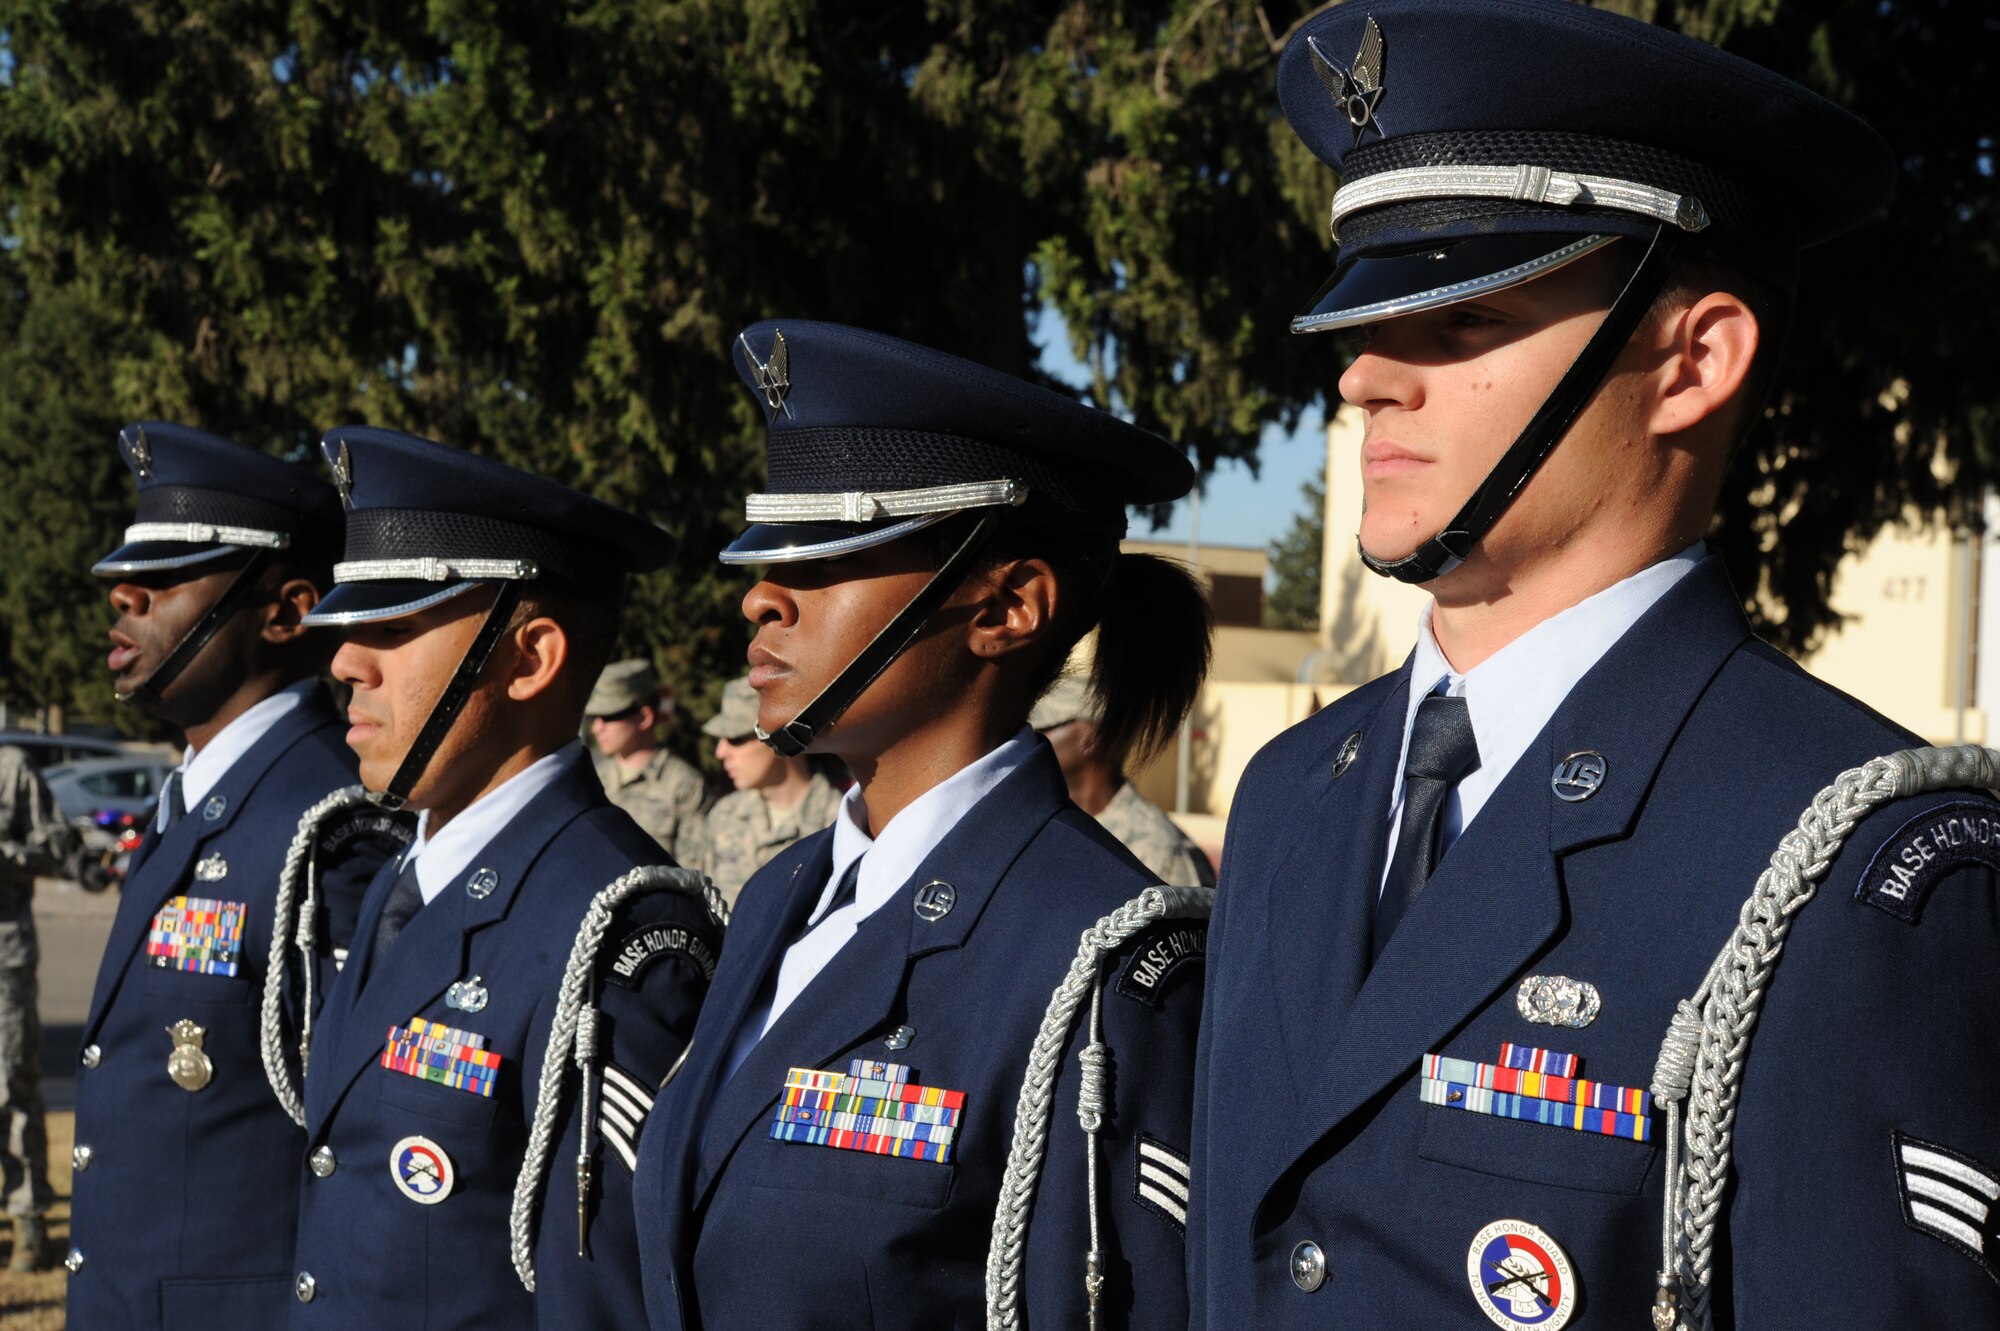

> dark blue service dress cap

[
  {"left": 1279, "top": 0, "right": 1897, "bottom": 331},
  {"left": 300, "top": 425, "right": 675, "bottom": 625},
  {"left": 92, "top": 421, "right": 344, "bottom": 576},
  {"left": 721, "top": 319, "right": 1194, "bottom": 564}
]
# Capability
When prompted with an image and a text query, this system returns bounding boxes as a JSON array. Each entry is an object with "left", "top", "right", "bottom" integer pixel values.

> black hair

[{"left": 933, "top": 515, "right": 1214, "bottom": 768}]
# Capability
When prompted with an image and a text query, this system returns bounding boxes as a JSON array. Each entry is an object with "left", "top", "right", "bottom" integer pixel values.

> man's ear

[
  {"left": 1650, "top": 291, "right": 1760, "bottom": 438},
  {"left": 261, "top": 577, "right": 322, "bottom": 645},
  {"left": 504, "top": 616, "right": 571, "bottom": 702},
  {"left": 966, "top": 558, "right": 1059, "bottom": 660}
]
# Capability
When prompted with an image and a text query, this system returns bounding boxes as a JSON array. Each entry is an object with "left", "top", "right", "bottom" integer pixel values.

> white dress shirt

[
  {"left": 722, "top": 726, "right": 1042, "bottom": 1083},
  {"left": 1379, "top": 544, "right": 1706, "bottom": 892},
  {"left": 402, "top": 742, "right": 581, "bottom": 905},
  {"left": 163, "top": 678, "right": 314, "bottom": 829}
]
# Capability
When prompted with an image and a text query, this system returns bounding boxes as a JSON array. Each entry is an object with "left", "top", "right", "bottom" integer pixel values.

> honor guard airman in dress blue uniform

[
  {"left": 633, "top": 321, "right": 1215, "bottom": 1330},
  {"left": 286, "top": 427, "right": 721, "bottom": 1331},
  {"left": 1189, "top": 5, "right": 2000, "bottom": 1329},
  {"left": 69, "top": 423, "right": 399, "bottom": 1329}
]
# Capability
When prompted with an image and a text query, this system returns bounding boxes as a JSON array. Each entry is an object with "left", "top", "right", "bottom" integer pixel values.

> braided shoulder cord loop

[
  {"left": 260, "top": 785, "right": 375, "bottom": 1127},
  {"left": 510, "top": 865, "right": 730, "bottom": 1291},
  {"left": 985, "top": 884, "right": 1215, "bottom": 1331},
  {"left": 1650, "top": 745, "right": 2000, "bottom": 1329}
]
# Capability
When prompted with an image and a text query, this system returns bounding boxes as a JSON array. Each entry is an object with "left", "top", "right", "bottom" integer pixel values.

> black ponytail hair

[
  {"left": 1082, "top": 551, "right": 1212, "bottom": 767},
  {"left": 930, "top": 514, "right": 1213, "bottom": 769}
]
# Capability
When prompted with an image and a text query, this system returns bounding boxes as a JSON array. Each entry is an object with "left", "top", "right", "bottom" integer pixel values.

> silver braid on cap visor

[
  {"left": 333, "top": 557, "right": 540, "bottom": 583},
  {"left": 743, "top": 479, "right": 1027, "bottom": 524},
  {"left": 121, "top": 521, "right": 292, "bottom": 549},
  {"left": 1330, "top": 164, "right": 1712, "bottom": 242}
]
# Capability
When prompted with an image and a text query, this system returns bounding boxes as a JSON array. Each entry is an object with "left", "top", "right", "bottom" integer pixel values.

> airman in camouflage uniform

[
  {"left": 1032, "top": 675, "right": 1217, "bottom": 888},
  {"left": 697, "top": 677, "right": 842, "bottom": 904},
  {"left": 0, "top": 744, "right": 80, "bottom": 1271},
  {"left": 587, "top": 659, "right": 710, "bottom": 864}
]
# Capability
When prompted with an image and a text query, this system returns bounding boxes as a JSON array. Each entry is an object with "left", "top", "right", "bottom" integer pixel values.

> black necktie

[
  {"left": 1372, "top": 693, "right": 1480, "bottom": 962},
  {"left": 161, "top": 769, "right": 186, "bottom": 830},
  {"left": 799, "top": 858, "right": 862, "bottom": 942},
  {"left": 370, "top": 859, "right": 426, "bottom": 973}
]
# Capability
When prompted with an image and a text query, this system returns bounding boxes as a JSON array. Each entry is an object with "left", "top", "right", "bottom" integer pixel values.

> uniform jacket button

[
  {"left": 80, "top": 1044, "right": 101, "bottom": 1069},
  {"left": 65, "top": 1247, "right": 84, "bottom": 1273},
  {"left": 1291, "top": 1239, "right": 1327, "bottom": 1292},
  {"left": 295, "top": 1271, "right": 317, "bottom": 1303},
  {"left": 309, "top": 1145, "right": 337, "bottom": 1177},
  {"left": 72, "top": 1144, "right": 92, "bottom": 1172}
]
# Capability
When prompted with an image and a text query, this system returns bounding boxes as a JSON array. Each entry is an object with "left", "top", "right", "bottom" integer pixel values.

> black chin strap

[
  {"left": 758, "top": 510, "right": 1007, "bottom": 757},
  {"left": 1361, "top": 224, "right": 1690, "bottom": 585},
  {"left": 118, "top": 550, "right": 278, "bottom": 710},
  {"left": 372, "top": 581, "right": 525, "bottom": 811}
]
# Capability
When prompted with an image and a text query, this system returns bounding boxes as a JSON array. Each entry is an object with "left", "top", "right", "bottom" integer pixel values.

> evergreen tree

[
  {"left": 0, "top": 0, "right": 1988, "bottom": 724},
  {"left": 1265, "top": 469, "right": 1323, "bottom": 632}
]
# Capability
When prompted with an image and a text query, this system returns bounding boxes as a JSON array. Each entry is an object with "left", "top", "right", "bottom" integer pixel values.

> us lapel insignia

[
  {"left": 1466, "top": 1218, "right": 1578, "bottom": 1330},
  {"left": 771, "top": 1059, "right": 963, "bottom": 1164},
  {"left": 1551, "top": 751, "right": 1607, "bottom": 802},
  {"left": 1421, "top": 1043, "right": 1651, "bottom": 1142}
]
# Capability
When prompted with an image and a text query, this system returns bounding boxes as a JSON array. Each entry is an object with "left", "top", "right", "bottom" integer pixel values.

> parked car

[
  {"left": 43, "top": 755, "right": 176, "bottom": 891},
  {"left": 0, "top": 729, "right": 128, "bottom": 771}
]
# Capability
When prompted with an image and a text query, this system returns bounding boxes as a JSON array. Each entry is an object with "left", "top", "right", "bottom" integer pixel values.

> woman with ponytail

[{"left": 634, "top": 321, "right": 1214, "bottom": 1331}]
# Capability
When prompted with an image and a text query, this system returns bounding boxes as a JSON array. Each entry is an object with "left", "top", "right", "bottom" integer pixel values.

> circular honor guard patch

[
  {"left": 1466, "top": 1218, "right": 1578, "bottom": 1330},
  {"left": 390, "top": 1136, "right": 455, "bottom": 1205}
]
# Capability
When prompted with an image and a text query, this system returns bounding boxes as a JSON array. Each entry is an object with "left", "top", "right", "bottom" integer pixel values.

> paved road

[{"left": 29, "top": 879, "right": 116, "bottom": 1113}]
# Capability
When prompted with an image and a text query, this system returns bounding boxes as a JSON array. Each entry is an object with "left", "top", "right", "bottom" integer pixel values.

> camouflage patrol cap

[
  {"left": 702, "top": 677, "right": 762, "bottom": 740},
  {"left": 1028, "top": 675, "right": 1103, "bottom": 732},
  {"left": 585, "top": 659, "right": 661, "bottom": 719}
]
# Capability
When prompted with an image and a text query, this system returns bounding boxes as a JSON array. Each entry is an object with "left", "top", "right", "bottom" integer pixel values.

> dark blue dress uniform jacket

[
  {"left": 68, "top": 684, "right": 385, "bottom": 1331},
  {"left": 289, "top": 749, "right": 715, "bottom": 1331},
  {"left": 633, "top": 743, "right": 1206, "bottom": 1331},
  {"left": 1188, "top": 557, "right": 2000, "bottom": 1327}
]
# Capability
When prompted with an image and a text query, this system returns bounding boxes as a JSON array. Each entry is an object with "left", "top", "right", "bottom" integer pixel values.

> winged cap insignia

[
  {"left": 738, "top": 328, "right": 794, "bottom": 420},
  {"left": 328, "top": 439, "right": 355, "bottom": 509},
  {"left": 1307, "top": 15, "right": 1388, "bottom": 149},
  {"left": 124, "top": 424, "right": 154, "bottom": 480}
]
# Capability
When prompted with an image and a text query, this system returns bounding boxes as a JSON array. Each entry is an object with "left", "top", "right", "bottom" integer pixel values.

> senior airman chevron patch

[
  {"left": 599, "top": 1061, "right": 654, "bottom": 1172},
  {"left": 1135, "top": 1134, "right": 1192, "bottom": 1233},
  {"left": 1894, "top": 1129, "right": 2000, "bottom": 1282}
]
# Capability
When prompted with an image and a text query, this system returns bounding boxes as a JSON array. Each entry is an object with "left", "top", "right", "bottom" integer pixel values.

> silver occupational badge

[
  {"left": 738, "top": 327, "right": 794, "bottom": 420},
  {"left": 1308, "top": 15, "right": 1389, "bottom": 148},
  {"left": 1515, "top": 975, "right": 1601, "bottom": 1029},
  {"left": 125, "top": 423, "right": 154, "bottom": 479},
  {"left": 446, "top": 975, "right": 489, "bottom": 1013},
  {"left": 194, "top": 854, "right": 228, "bottom": 882},
  {"left": 166, "top": 1018, "right": 213, "bottom": 1092}
]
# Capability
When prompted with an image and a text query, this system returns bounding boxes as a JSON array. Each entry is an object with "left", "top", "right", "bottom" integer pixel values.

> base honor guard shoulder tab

[
  {"left": 601, "top": 918, "right": 721, "bottom": 989},
  {"left": 1114, "top": 917, "right": 1208, "bottom": 1008},
  {"left": 1856, "top": 799, "right": 2000, "bottom": 924},
  {"left": 315, "top": 803, "right": 417, "bottom": 860}
]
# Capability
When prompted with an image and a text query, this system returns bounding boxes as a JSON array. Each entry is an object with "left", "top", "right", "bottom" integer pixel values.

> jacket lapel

[
  {"left": 1263, "top": 667, "right": 1412, "bottom": 1101},
  {"left": 83, "top": 687, "right": 342, "bottom": 1039},
  {"left": 691, "top": 746, "right": 1070, "bottom": 1207},
  {"left": 304, "top": 753, "right": 603, "bottom": 1127},
  {"left": 1257, "top": 558, "right": 1754, "bottom": 1210}
]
